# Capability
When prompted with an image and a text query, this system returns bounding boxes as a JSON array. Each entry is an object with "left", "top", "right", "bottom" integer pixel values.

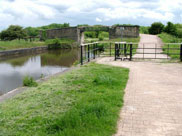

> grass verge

[
  {"left": 0, "top": 63, "right": 129, "bottom": 136},
  {"left": 0, "top": 39, "right": 45, "bottom": 51},
  {"left": 158, "top": 33, "right": 182, "bottom": 59},
  {"left": 0, "top": 38, "right": 76, "bottom": 51}
]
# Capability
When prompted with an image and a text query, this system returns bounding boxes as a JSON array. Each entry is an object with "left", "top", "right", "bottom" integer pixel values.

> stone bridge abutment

[{"left": 41, "top": 25, "right": 139, "bottom": 45}]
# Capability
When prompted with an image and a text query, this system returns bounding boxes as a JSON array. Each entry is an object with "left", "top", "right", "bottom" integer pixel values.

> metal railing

[
  {"left": 131, "top": 43, "right": 182, "bottom": 60},
  {"left": 80, "top": 42, "right": 98, "bottom": 65},
  {"left": 80, "top": 42, "right": 182, "bottom": 65}
]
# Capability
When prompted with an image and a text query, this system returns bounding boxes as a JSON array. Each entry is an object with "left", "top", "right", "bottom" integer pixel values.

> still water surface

[{"left": 0, "top": 49, "right": 80, "bottom": 95}]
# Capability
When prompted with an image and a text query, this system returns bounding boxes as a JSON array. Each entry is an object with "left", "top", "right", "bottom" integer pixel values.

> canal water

[{"left": 0, "top": 49, "right": 80, "bottom": 96}]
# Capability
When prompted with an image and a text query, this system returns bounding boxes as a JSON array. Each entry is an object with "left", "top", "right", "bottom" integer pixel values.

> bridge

[{"left": 41, "top": 25, "right": 140, "bottom": 44}]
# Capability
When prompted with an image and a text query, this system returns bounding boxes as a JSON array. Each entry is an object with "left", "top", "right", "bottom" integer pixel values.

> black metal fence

[
  {"left": 80, "top": 42, "right": 116, "bottom": 65},
  {"left": 114, "top": 42, "right": 182, "bottom": 61},
  {"left": 131, "top": 43, "right": 182, "bottom": 60},
  {"left": 114, "top": 42, "right": 136, "bottom": 61},
  {"left": 80, "top": 42, "right": 182, "bottom": 65}
]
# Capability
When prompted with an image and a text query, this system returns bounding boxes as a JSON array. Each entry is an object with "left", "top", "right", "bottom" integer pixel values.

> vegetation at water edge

[{"left": 0, "top": 63, "right": 129, "bottom": 136}]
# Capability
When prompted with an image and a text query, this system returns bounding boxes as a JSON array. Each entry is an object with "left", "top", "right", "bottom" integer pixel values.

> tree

[
  {"left": 39, "top": 23, "right": 70, "bottom": 30},
  {"left": 0, "top": 25, "right": 27, "bottom": 41},
  {"left": 140, "top": 26, "right": 149, "bottom": 34},
  {"left": 164, "top": 22, "right": 177, "bottom": 36},
  {"left": 149, "top": 22, "right": 164, "bottom": 35},
  {"left": 24, "top": 27, "right": 39, "bottom": 37}
]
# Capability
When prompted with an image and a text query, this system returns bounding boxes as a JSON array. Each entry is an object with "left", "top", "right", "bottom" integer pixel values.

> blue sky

[{"left": 0, "top": 0, "right": 182, "bottom": 30}]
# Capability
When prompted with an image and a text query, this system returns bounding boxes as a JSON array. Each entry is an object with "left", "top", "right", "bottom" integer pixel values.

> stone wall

[
  {"left": 43, "top": 25, "right": 140, "bottom": 44},
  {"left": 109, "top": 26, "right": 140, "bottom": 39},
  {"left": 46, "top": 27, "right": 79, "bottom": 41},
  {"left": 0, "top": 46, "right": 47, "bottom": 58}
]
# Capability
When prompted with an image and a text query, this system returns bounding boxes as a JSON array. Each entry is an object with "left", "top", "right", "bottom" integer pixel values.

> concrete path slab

[
  {"left": 97, "top": 58, "right": 182, "bottom": 136},
  {"left": 97, "top": 34, "right": 182, "bottom": 136}
]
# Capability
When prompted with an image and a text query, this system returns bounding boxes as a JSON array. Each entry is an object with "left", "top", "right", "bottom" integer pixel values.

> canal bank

[
  {"left": 0, "top": 67, "right": 75, "bottom": 103},
  {"left": 0, "top": 48, "right": 80, "bottom": 95},
  {"left": 0, "top": 46, "right": 48, "bottom": 58},
  {"left": 0, "top": 63, "right": 129, "bottom": 136}
]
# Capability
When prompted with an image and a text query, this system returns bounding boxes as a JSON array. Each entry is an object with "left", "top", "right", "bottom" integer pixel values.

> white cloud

[
  {"left": 96, "top": 17, "right": 102, "bottom": 22},
  {"left": 158, "top": 0, "right": 182, "bottom": 12},
  {"left": 0, "top": 0, "right": 181, "bottom": 30}
]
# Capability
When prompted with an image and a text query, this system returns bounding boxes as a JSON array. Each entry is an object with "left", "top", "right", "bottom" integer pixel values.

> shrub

[
  {"left": 140, "top": 26, "right": 149, "bottom": 34},
  {"left": 98, "top": 36, "right": 104, "bottom": 41},
  {"left": 84, "top": 32, "right": 97, "bottom": 38},
  {"left": 98, "top": 31, "right": 109, "bottom": 38},
  {"left": 175, "top": 24, "right": 182, "bottom": 38},
  {"left": 97, "top": 43, "right": 104, "bottom": 52},
  {"left": 23, "top": 76, "right": 38, "bottom": 87},
  {"left": 164, "top": 22, "right": 177, "bottom": 36},
  {"left": 46, "top": 38, "right": 74, "bottom": 49},
  {"left": 149, "top": 22, "right": 164, "bottom": 35},
  {"left": 0, "top": 25, "right": 27, "bottom": 41}
]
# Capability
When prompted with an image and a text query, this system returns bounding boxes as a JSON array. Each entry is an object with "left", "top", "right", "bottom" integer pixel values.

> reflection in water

[{"left": 0, "top": 49, "right": 80, "bottom": 95}]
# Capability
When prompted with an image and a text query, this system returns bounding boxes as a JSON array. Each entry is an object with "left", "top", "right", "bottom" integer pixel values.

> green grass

[
  {"left": 85, "top": 37, "right": 140, "bottom": 43},
  {"left": 158, "top": 33, "right": 182, "bottom": 43},
  {"left": 0, "top": 38, "right": 77, "bottom": 51},
  {"left": 0, "top": 39, "right": 45, "bottom": 51},
  {"left": 0, "top": 63, "right": 129, "bottom": 136},
  {"left": 158, "top": 33, "right": 182, "bottom": 59},
  {"left": 107, "top": 37, "right": 140, "bottom": 43},
  {"left": 85, "top": 38, "right": 109, "bottom": 43}
]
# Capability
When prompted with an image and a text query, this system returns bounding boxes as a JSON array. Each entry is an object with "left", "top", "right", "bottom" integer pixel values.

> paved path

[{"left": 96, "top": 34, "right": 182, "bottom": 136}]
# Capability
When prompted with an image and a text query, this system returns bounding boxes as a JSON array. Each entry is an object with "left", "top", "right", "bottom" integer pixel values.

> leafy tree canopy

[
  {"left": 164, "top": 22, "right": 177, "bottom": 36},
  {"left": 24, "top": 27, "right": 39, "bottom": 37},
  {"left": 0, "top": 25, "right": 27, "bottom": 41},
  {"left": 149, "top": 22, "right": 164, "bottom": 35}
]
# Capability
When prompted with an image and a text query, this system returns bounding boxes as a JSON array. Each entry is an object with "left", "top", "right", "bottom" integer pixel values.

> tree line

[
  {"left": 140, "top": 22, "right": 182, "bottom": 38},
  {"left": 0, "top": 23, "right": 70, "bottom": 41}
]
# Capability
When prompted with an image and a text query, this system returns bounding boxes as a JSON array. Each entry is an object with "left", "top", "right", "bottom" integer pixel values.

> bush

[
  {"left": 46, "top": 38, "right": 74, "bottom": 49},
  {"left": 24, "top": 27, "right": 39, "bottom": 37},
  {"left": 98, "top": 31, "right": 109, "bottom": 38},
  {"left": 149, "top": 22, "right": 164, "bottom": 35},
  {"left": 140, "top": 26, "right": 149, "bottom": 34},
  {"left": 176, "top": 29, "right": 182, "bottom": 38},
  {"left": 97, "top": 43, "right": 105, "bottom": 52},
  {"left": 23, "top": 76, "right": 38, "bottom": 87},
  {"left": 175, "top": 24, "right": 182, "bottom": 38},
  {"left": 84, "top": 32, "right": 97, "bottom": 38},
  {"left": 98, "top": 36, "right": 104, "bottom": 41},
  {"left": 0, "top": 25, "right": 27, "bottom": 41},
  {"left": 164, "top": 22, "right": 177, "bottom": 36}
]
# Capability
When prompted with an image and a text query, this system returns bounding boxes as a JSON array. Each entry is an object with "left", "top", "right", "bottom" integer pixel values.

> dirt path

[
  {"left": 133, "top": 34, "right": 168, "bottom": 59},
  {"left": 96, "top": 34, "right": 182, "bottom": 136}
]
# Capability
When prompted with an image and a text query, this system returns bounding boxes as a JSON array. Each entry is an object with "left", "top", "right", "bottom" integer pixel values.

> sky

[{"left": 0, "top": 0, "right": 182, "bottom": 30}]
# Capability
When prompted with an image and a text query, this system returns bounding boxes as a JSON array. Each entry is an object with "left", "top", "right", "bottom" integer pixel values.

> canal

[{"left": 0, "top": 49, "right": 80, "bottom": 96}]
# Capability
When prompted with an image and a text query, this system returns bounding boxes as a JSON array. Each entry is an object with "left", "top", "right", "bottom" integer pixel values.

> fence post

[
  {"left": 88, "top": 44, "right": 90, "bottom": 62},
  {"left": 115, "top": 43, "right": 118, "bottom": 61},
  {"left": 95, "top": 43, "right": 97, "bottom": 57},
  {"left": 85, "top": 44, "right": 87, "bottom": 59},
  {"left": 93, "top": 43, "right": 95, "bottom": 59},
  {"left": 124, "top": 43, "right": 127, "bottom": 57},
  {"left": 129, "top": 43, "right": 133, "bottom": 61},
  {"left": 80, "top": 45, "right": 83, "bottom": 65},
  {"left": 110, "top": 43, "right": 112, "bottom": 57},
  {"left": 180, "top": 43, "right": 182, "bottom": 62}
]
